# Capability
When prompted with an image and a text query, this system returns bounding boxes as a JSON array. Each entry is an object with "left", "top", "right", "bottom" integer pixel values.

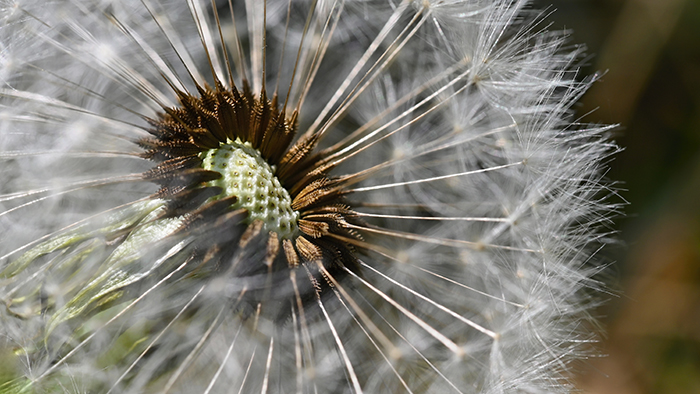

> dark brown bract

[{"left": 138, "top": 80, "right": 363, "bottom": 320}]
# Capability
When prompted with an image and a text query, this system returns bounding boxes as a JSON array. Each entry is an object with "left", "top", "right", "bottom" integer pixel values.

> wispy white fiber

[{"left": 0, "top": 0, "right": 618, "bottom": 393}]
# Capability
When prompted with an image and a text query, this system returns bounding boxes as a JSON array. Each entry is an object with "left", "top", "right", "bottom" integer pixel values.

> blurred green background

[{"left": 534, "top": 0, "right": 700, "bottom": 393}]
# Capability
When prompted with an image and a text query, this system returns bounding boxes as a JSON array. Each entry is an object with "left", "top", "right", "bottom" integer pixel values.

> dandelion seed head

[{"left": 1, "top": 0, "right": 619, "bottom": 392}]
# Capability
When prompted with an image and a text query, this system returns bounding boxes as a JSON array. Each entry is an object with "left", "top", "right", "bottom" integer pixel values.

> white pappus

[{"left": 0, "top": 0, "right": 618, "bottom": 393}]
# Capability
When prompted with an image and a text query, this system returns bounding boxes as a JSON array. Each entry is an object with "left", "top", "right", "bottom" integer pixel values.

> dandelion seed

[{"left": 1, "top": 0, "right": 618, "bottom": 393}]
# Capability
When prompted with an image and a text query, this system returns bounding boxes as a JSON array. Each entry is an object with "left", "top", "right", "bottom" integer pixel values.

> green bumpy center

[{"left": 200, "top": 139, "right": 299, "bottom": 238}]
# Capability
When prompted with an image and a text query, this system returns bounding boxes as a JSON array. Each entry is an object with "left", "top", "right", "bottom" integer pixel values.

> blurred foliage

[{"left": 536, "top": 0, "right": 700, "bottom": 393}]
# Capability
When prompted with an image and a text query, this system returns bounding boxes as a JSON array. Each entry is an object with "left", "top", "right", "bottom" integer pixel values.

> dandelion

[{"left": 0, "top": 0, "right": 617, "bottom": 393}]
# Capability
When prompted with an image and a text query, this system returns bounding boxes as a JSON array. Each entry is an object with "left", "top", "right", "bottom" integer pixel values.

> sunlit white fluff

[{"left": 0, "top": 0, "right": 617, "bottom": 393}]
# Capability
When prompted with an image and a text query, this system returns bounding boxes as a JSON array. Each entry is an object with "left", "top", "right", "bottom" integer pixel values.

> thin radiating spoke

[
  {"left": 139, "top": 0, "right": 205, "bottom": 89},
  {"left": 261, "top": 337, "right": 275, "bottom": 394},
  {"left": 321, "top": 60, "right": 468, "bottom": 155},
  {"left": 333, "top": 123, "right": 517, "bottom": 188},
  {"left": 319, "top": 66, "right": 478, "bottom": 174},
  {"left": 316, "top": 262, "right": 398, "bottom": 356},
  {"left": 0, "top": 175, "right": 144, "bottom": 222},
  {"left": 282, "top": 0, "right": 318, "bottom": 112},
  {"left": 0, "top": 173, "right": 142, "bottom": 203},
  {"left": 304, "top": 0, "right": 411, "bottom": 137},
  {"left": 352, "top": 239, "right": 526, "bottom": 309},
  {"left": 186, "top": 0, "right": 226, "bottom": 85},
  {"left": 312, "top": 9, "right": 429, "bottom": 143},
  {"left": 296, "top": 0, "right": 345, "bottom": 114},
  {"left": 354, "top": 212, "right": 510, "bottom": 223},
  {"left": 107, "top": 285, "right": 208, "bottom": 394},
  {"left": 289, "top": 270, "right": 317, "bottom": 392},
  {"left": 359, "top": 261, "right": 498, "bottom": 338},
  {"left": 310, "top": 6, "right": 428, "bottom": 141},
  {"left": 0, "top": 88, "right": 147, "bottom": 130},
  {"left": 312, "top": 284, "right": 364, "bottom": 394},
  {"left": 348, "top": 162, "right": 523, "bottom": 193},
  {"left": 290, "top": 306, "right": 304, "bottom": 394},
  {"left": 108, "top": 13, "right": 188, "bottom": 93},
  {"left": 318, "top": 263, "right": 413, "bottom": 393},
  {"left": 0, "top": 150, "right": 142, "bottom": 160},
  {"left": 346, "top": 223, "right": 542, "bottom": 253},
  {"left": 359, "top": 292, "right": 465, "bottom": 394},
  {"left": 203, "top": 323, "right": 244, "bottom": 394},
  {"left": 272, "top": 0, "right": 294, "bottom": 97},
  {"left": 411, "top": 266, "right": 526, "bottom": 308},
  {"left": 162, "top": 307, "right": 226, "bottom": 393},
  {"left": 237, "top": 347, "right": 258, "bottom": 394},
  {"left": 343, "top": 266, "right": 465, "bottom": 357}
]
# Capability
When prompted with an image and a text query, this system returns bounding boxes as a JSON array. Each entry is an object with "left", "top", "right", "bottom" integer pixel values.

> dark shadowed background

[{"left": 534, "top": 0, "right": 700, "bottom": 393}]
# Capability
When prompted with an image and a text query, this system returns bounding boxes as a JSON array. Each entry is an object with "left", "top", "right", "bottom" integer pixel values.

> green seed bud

[{"left": 200, "top": 138, "right": 299, "bottom": 238}]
